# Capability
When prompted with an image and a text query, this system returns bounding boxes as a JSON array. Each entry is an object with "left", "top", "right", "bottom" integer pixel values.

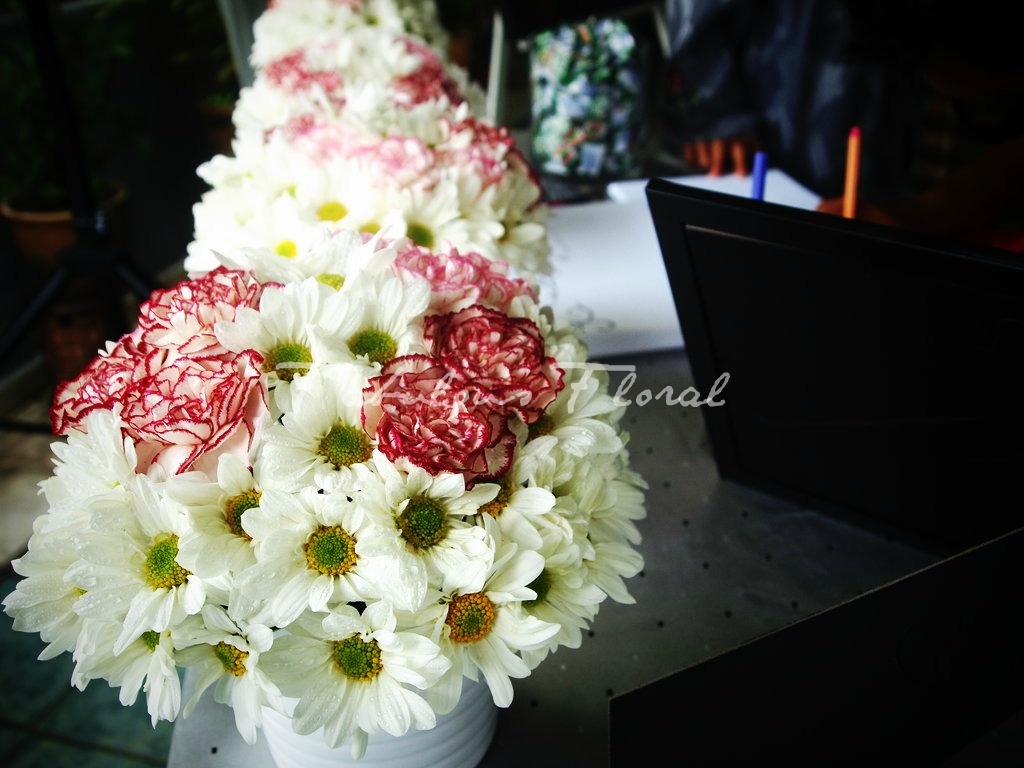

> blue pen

[{"left": 751, "top": 151, "right": 767, "bottom": 200}]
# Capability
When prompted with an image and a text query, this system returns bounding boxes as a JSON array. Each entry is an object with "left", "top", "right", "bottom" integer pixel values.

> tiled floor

[{"left": 0, "top": 369, "right": 175, "bottom": 767}]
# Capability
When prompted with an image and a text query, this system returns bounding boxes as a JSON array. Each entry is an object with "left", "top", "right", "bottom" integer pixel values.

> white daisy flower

[
  {"left": 321, "top": 271, "right": 430, "bottom": 367},
  {"left": 351, "top": 451, "right": 498, "bottom": 611},
  {"left": 175, "top": 604, "right": 284, "bottom": 745},
  {"left": 66, "top": 474, "right": 207, "bottom": 655},
  {"left": 231, "top": 487, "right": 391, "bottom": 626},
  {"left": 40, "top": 406, "right": 137, "bottom": 530},
  {"left": 258, "top": 362, "right": 377, "bottom": 493},
  {"left": 473, "top": 453, "right": 566, "bottom": 552},
  {"left": 519, "top": 356, "right": 628, "bottom": 484},
  {"left": 71, "top": 622, "right": 182, "bottom": 727},
  {"left": 3, "top": 529, "right": 96, "bottom": 660},
  {"left": 587, "top": 460, "right": 648, "bottom": 548},
  {"left": 215, "top": 277, "right": 348, "bottom": 397},
  {"left": 388, "top": 181, "right": 473, "bottom": 255},
  {"left": 519, "top": 528, "right": 605, "bottom": 670},
  {"left": 164, "top": 454, "right": 264, "bottom": 579},
  {"left": 417, "top": 541, "right": 560, "bottom": 713},
  {"left": 259, "top": 600, "right": 450, "bottom": 757}
]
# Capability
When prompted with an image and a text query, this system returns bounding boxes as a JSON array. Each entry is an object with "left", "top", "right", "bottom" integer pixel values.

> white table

[{"left": 539, "top": 170, "right": 819, "bottom": 359}]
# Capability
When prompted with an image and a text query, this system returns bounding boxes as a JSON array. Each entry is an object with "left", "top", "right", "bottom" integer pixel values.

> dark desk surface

[{"left": 168, "top": 349, "right": 937, "bottom": 768}]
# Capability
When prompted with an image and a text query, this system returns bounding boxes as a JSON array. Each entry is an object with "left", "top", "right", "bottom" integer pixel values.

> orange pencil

[{"left": 842, "top": 126, "right": 860, "bottom": 218}]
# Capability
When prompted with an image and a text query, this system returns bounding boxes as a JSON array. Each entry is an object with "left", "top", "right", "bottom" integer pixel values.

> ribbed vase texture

[{"left": 261, "top": 677, "right": 498, "bottom": 768}]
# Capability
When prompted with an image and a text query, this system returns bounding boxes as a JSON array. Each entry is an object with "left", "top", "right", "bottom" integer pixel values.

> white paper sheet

[{"left": 539, "top": 171, "right": 819, "bottom": 359}]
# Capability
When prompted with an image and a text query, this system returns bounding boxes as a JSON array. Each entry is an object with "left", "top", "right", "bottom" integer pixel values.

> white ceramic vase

[{"left": 261, "top": 677, "right": 498, "bottom": 768}]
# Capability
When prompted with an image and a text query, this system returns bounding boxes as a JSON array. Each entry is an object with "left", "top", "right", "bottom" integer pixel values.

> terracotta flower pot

[
  {"left": 0, "top": 182, "right": 129, "bottom": 385},
  {"left": 0, "top": 182, "right": 127, "bottom": 269}
]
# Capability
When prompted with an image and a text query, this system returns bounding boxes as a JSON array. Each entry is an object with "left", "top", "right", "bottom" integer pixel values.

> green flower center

[
  {"left": 225, "top": 490, "right": 261, "bottom": 540},
  {"left": 144, "top": 535, "right": 191, "bottom": 590},
  {"left": 316, "top": 273, "right": 345, "bottom": 290},
  {"left": 360, "top": 222, "right": 381, "bottom": 234},
  {"left": 263, "top": 341, "right": 313, "bottom": 381},
  {"left": 317, "top": 201, "right": 347, "bottom": 222},
  {"left": 347, "top": 329, "right": 397, "bottom": 365},
  {"left": 397, "top": 496, "right": 448, "bottom": 550},
  {"left": 275, "top": 239, "right": 298, "bottom": 258},
  {"left": 333, "top": 635, "right": 383, "bottom": 681},
  {"left": 304, "top": 525, "right": 357, "bottom": 576},
  {"left": 406, "top": 221, "right": 434, "bottom": 248},
  {"left": 142, "top": 630, "right": 161, "bottom": 651},
  {"left": 528, "top": 414, "right": 555, "bottom": 440},
  {"left": 524, "top": 569, "right": 552, "bottom": 608},
  {"left": 445, "top": 592, "right": 496, "bottom": 644},
  {"left": 213, "top": 641, "right": 249, "bottom": 676},
  {"left": 478, "top": 478, "right": 513, "bottom": 518},
  {"left": 318, "top": 423, "right": 373, "bottom": 468}
]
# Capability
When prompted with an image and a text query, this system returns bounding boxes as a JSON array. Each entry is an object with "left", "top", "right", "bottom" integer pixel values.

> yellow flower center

[
  {"left": 406, "top": 221, "right": 434, "bottom": 249},
  {"left": 225, "top": 490, "right": 261, "bottom": 540},
  {"left": 445, "top": 592, "right": 496, "bottom": 644},
  {"left": 275, "top": 240, "right": 299, "bottom": 258},
  {"left": 318, "top": 423, "right": 373, "bottom": 468},
  {"left": 316, "top": 273, "right": 345, "bottom": 290},
  {"left": 347, "top": 329, "right": 397, "bottom": 365},
  {"left": 316, "top": 200, "right": 348, "bottom": 222},
  {"left": 304, "top": 525, "right": 357, "bottom": 576},
  {"left": 263, "top": 341, "right": 313, "bottom": 381},
  {"left": 397, "top": 496, "right": 448, "bottom": 550},
  {"left": 478, "top": 478, "right": 513, "bottom": 518},
  {"left": 213, "top": 641, "right": 249, "bottom": 676},
  {"left": 333, "top": 635, "right": 383, "bottom": 681},
  {"left": 144, "top": 535, "right": 190, "bottom": 590},
  {"left": 142, "top": 630, "right": 161, "bottom": 651}
]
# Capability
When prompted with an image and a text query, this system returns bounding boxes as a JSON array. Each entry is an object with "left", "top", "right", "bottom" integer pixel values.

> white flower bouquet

[
  {"left": 2, "top": 0, "right": 647, "bottom": 759},
  {"left": 187, "top": 0, "right": 548, "bottom": 278}
]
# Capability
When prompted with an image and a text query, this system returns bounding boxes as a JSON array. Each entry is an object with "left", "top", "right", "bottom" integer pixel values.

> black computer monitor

[{"left": 645, "top": 177, "right": 1024, "bottom": 553}]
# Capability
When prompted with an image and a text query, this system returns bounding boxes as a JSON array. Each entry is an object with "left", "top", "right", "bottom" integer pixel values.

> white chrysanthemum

[
  {"left": 232, "top": 82, "right": 313, "bottom": 141},
  {"left": 71, "top": 621, "right": 182, "bottom": 727},
  {"left": 3, "top": 527, "right": 98, "bottom": 660},
  {"left": 40, "top": 407, "right": 137, "bottom": 529},
  {"left": 587, "top": 459, "right": 647, "bottom": 548},
  {"left": 231, "top": 487, "right": 392, "bottom": 626},
  {"left": 244, "top": 227, "right": 403, "bottom": 292},
  {"left": 320, "top": 271, "right": 430, "bottom": 366},
  {"left": 260, "top": 600, "right": 450, "bottom": 758},
  {"left": 214, "top": 277, "right": 348, "bottom": 400},
  {"left": 383, "top": 180, "right": 474, "bottom": 255},
  {"left": 474, "top": 453, "right": 566, "bottom": 553},
  {"left": 562, "top": 459, "right": 646, "bottom": 605},
  {"left": 175, "top": 604, "right": 284, "bottom": 745},
  {"left": 351, "top": 451, "right": 498, "bottom": 611},
  {"left": 519, "top": 356, "right": 627, "bottom": 484},
  {"left": 258, "top": 362, "right": 377, "bottom": 493},
  {"left": 65, "top": 474, "right": 207, "bottom": 655},
  {"left": 417, "top": 541, "right": 560, "bottom": 713},
  {"left": 164, "top": 454, "right": 263, "bottom": 579},
  {"left": 251, "top": 0, "right": 435, "bottom": 69},
  {"left": 199, "top": 193, "right": 332, "bottom": 271},
  {"left": 519, "top": 527, "right": 605, "bottom": 669}
]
